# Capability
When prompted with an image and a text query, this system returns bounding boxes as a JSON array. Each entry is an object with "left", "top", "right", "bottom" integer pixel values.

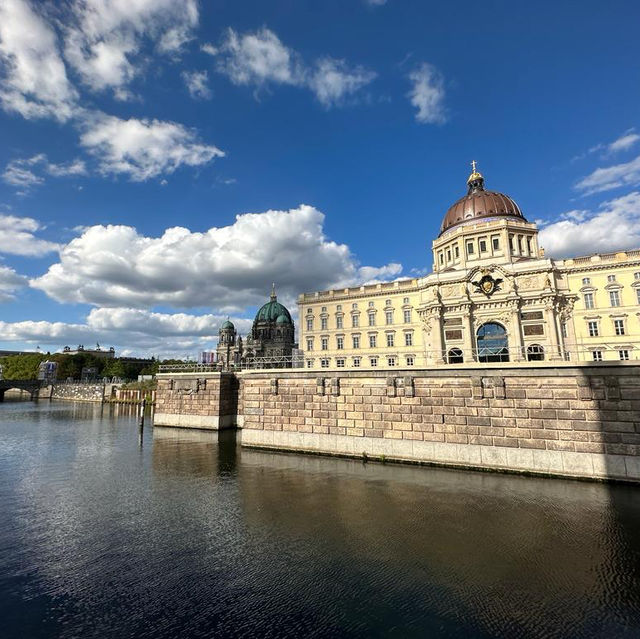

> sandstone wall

[
  {"left": 154, "top": 373, "right": 238, "bottom": 429},
  {"left": 238, "top": 365, "right": 640, "bottom": 482}
]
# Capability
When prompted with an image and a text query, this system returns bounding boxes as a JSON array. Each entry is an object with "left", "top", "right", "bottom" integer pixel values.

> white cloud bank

[
  {"left": 31, "top": 205, "right": 402, "bottom": 309},
  {"left": 0, "top": 308, "right": 253, "bottom": 357},
  {"left": 407, "top": 62, "right": 446, "bottom": 124},
  {"left": 0, "top": 214, "right": 60, "bottom": 256},
  {"left": 539, "top": 191, "right": 640, "bottom": 257},
  {"left": 2, "top": 154, "right": 86, "bottom": 191},
  {"left": 575, "top": 155, "right": 640, "bottom": 195},
  {"left": 210, "top": 27, "right": 376, "bottom": 107}
]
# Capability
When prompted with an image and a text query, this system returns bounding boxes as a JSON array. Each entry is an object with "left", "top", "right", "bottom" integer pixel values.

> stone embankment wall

[
  {"left": 155, "top": 373, "right": 238, "bottom": 429},
  {"left": 155, "top": 365, "right": 640, "bottom": 482},
  {"left": 49, "top": 383, "right": 107, "bottom": 402}
]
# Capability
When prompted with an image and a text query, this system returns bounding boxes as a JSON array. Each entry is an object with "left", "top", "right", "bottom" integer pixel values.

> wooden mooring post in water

[{"left": 138, "top": 397, "right": 146, "bottom": 429}]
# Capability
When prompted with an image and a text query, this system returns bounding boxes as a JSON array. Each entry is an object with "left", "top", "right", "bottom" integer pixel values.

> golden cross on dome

[{"left": 471, "top": 160, "right": 477, "bottom": 173}]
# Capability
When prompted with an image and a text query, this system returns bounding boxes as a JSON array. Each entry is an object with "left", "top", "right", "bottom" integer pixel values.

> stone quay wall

[
  {"left": 156, "top": 364, "right": 640, "bottom": 482},
  {"left": 49, "top": 383, "right": 107, "bottom": 402},
  {"left": 154, "top": 372, "right": 238, "bottom": 429}
]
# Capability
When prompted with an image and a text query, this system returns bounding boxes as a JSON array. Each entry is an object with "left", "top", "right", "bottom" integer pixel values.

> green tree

[{"left": 0, "top": 354, "right": 48, "bottom": 380}]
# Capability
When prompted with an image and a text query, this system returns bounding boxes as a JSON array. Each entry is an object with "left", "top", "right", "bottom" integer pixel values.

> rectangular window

[
  {"left": 353, "top": 357, "right": 361, "bottom": 367},
  {"left": 607, "top": 274, "right": 616, "bottom": 282},
  {"left": 454, "top": 245, "right": 460, "bottom": 258},
  {"left": 385, "top": 311, "right": 393, "bottom": 325},
  {"left": 387, "top": 356, "right": 396, "bottom": 367},
  {"left": 492, "top": 236, "right": 500, "bottom": 251},
  {"left": 368, "top": 313, "right": 376, "bottom": 327},
  {"left": 321, "top": 318, "right": 328, "bottom": 330},
  {"left": 352, "top": 335, "right": 360, "bottom": 349},
  {"left": 561, "top": 323, "right": 568, "bottom": 338},
  {"left": 405, "top": 332, "right": 413, "bottom": 346},
  {"left": 336, "top": 336, "right": 344, "bottom": 350},
  {"left": 321, "top": 337, "right": 328, "bottom": 350},
  {"left": 637, "top": 288, "right": 640, "bottom": 305},
  {"left": 306, "top": 338, "right": 313, "bottom": 351},
  {"left": 527, "top": 237, "right": 532, "bottom": 254},
  {"left": 584, "top": 293, "right": 594, "bottom": 309},
  {"left": 439, "top": 252, "right": 444, "bottom": 264},
  {"left": 447, "top": 249, "right": 451, "bottom": 261},
  {"left": 509, "top": 235, "right": 515, "bottom": 252},
  {"left": 406, "top": 356, "right": 415, "bottom": 366},
  {"left": 610, "top": 290, "right": 621, "bottom": 307},
  {"left": 321, "top": 358, "right": 330, "bottom": 368},
  {"left": 466, "top": 242, "right": 474, "bottom": 255},
  {"left": 306, "top": 319, "right": 313, "bottom": 331},
  {"left": 619, "top": 350, "right": 630, "bottom": 361},
  {"left": 403, "top": 309, "right": 411, "bottom": 323},
  {"left": 386, "top": 333, "right": 394, "bottom": 347},
  {"left": 582, "top": 277, "right": 591, "bottom": 285},
  {"left": 614, "top": 319, "right": 625, "bottom": 335},
  {"left": 635, "top": 272, "right": 640, "bottom": 280},
  {"left": 518, "top": 236, "right": 523, "bottom": 253},
  {"left": 336, "top": 316, "right": 343, "bottom": 329},
  {"left": 369, "top": 334, "right": 377, "bottom": 348},
  {"left": 336, "top": 358, "right": 345, "bottom": 368},
  {"left": 592, "top": 351, "right": 603, "bottom": 362},
  {"left": 370, "top": 357, "right": 378, "bottom": 367},
  {"left": 352, "top": 315, "right": 359, "bottom": 328},
  {"left": 306, "top": 359, "right": 313, "bottom": 368},
  {"left": 588, "top": 321, "right": 599, "bottom": 337},
  {"left": 479, "top": 239, "right": 487, "bottom": 253}
]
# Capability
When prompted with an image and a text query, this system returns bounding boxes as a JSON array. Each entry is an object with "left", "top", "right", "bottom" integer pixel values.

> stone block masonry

[
  {"left": 154, "top": 373, "right": 238, "bottom": 429},
  {"left": 155, "top": 364, "right": 640, "bottom": 482}
]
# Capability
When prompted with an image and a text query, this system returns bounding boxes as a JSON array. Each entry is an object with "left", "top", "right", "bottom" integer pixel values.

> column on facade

[
  {"left": 462, "top": 306, "right": 474, "bottom": 363},
  {"left": 544, "top": 300, "right": 561, "bottom": 360},
  {"left": 509, "top": 302, "right": 524, "bottom": 361}
]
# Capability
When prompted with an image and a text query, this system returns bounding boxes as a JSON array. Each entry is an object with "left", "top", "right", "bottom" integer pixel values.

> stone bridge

[{"left": 0, "top": 379, "right": 43, "bottom": 401}]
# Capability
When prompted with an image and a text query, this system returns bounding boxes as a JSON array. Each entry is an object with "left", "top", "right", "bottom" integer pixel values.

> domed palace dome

[
  {"left": 220, "top": 319, "right": 235, "bottom": 330},
  {"left": 439, "top": 162, "right": 527, "bottom": 236}
]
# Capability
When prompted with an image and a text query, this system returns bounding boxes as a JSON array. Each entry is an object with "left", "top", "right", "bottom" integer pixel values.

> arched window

[
  {"left": 527, "top": 344, "right": 544, "bottom": 361},
  {"left": 448, "top": 348, "right": 464, "bottom": 364},
  {"left": 476, "top": 322, "right": 509, "bottom": 363}
]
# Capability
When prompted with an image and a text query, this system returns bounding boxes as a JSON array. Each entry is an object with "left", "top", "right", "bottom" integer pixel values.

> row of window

[
  {"left": 309, "top": 298, "right": 413, "bottom": 314},
  {"left": 306, "top": 309, "right": 412, "bottom": 331},
  {"left": 307, "top": 332, "right": 414, "bottom": 351},
  {"left": 583, "top": 289, "right": 640, "bottom": 309},
  {"left": 437, "top": 234, "right": 535, "bottom": 266},
  {"left": 309, "top": 355, "right": 416, "bottom": 368},
  {"left": 587, "top": 318, "right": 629, "bottom": 337},
  {"left": 582, "top": 273, "right": 640, "bottom": 286},
  {"left": 592, "top": 350, "right": 632, "bottom": 361}
]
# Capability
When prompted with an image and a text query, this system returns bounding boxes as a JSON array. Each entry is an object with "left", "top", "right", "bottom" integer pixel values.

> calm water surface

[{"left": 1, "top": 401, "right": 640, "bottom": 638}]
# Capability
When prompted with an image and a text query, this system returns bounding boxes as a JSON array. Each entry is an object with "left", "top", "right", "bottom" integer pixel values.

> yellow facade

[{"left": 298, "top": 168, "right": 640, "bottom": 369}]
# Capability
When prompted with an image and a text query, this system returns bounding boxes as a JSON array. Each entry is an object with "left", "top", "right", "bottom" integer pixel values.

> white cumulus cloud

[
  {"left": 575, "top": 155, "right": 640, "bottom": 195},
  {"left": 0, "top": 0, "right": 78, "bottom": 121},
  {"left": 211, "top": 27, "right": 376, "bottom": 107},
  {"left": 63, "top": 0, "right": 199, "bottom": 95},
  {"left": 539, "top": 191, "right": 640, "bottom": 257},
  {"left": 407, "top": 62, "right": 446, "bottom": 124},
  {"left": 0, "top": 264, "right": 28, "bottom": 302},
  {"left": 0, "top": 214, "right": 60, "bottom": 256},
  {"left": 2, "top": 154, "right": 86, "bottom": 191},
  {"left": 31, "top": 205, "right": 403, "bottom": 309},
  {"left": 182, "top": 70, "right": 212, "bottom": 100},
  {"left": 79, "top": 113, "right": 224, "bottom": 181}
]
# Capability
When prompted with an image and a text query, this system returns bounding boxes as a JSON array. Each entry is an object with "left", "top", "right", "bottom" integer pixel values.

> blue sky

[{"left": 1, "top": 0, "right": 639, "bottom": 357}]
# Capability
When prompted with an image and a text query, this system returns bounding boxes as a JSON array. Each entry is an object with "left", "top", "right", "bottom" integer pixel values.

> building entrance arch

[{"left": 476, "top": 322, "right": 509, "bottom": 363}]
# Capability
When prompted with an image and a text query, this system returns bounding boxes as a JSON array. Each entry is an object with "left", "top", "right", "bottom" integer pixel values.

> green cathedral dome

[
  {"left": 220, "top": 319, "right": 235, "bottom": 330},
  {"left": 254, "top": 285, "right": 293, "bottom": 325}
]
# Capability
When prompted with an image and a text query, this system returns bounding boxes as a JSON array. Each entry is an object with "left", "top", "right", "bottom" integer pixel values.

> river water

[{"left": 1, "top": 401, "right": 640, "bottom": 638}]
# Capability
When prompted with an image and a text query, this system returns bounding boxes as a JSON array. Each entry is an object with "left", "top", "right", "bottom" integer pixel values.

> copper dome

[{"left": 439, "top": 165, "right": 526, "bottom": 236}]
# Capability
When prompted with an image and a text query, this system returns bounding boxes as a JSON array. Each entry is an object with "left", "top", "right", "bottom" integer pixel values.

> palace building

[{"left": 298, "top": 164, "right": 640, "bottom": 369}]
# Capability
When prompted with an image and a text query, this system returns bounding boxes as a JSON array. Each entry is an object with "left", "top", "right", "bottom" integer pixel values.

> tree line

[{"left": 0, "top": 353, "right": 185, "bottom": 381}]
